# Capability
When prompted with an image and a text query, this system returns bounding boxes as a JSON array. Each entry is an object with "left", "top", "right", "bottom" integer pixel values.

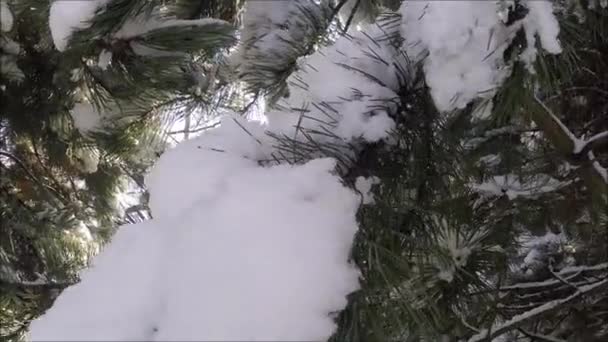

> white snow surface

[
  {"left": 49, "top": 0, "right": 111, "bottom": 51},
  {"left": 234, "top": 0, "right": 300, "bottom": 75},
  {"left": 1, "top": 0, "right": 13, "bottom": 32},
  {"left": 97, "top": 49, "right": 112, "bottom": 70},
  {"left": 265, "top": 20, "right": 403, "bottom": 152},
  {"left": 32, "top": 14, "right": 408, "bottom": 342},
  {"left": 520, "top": 0, "right": 562, "bottom": 69},
  {"left": 70, "top": 102, "right": 104, "bottom": 133},
  {"left": 399, "top": 0, "right": 562, "bottom": 112},
  {"left": 355, "top": 176, "right": 380, "bottom": 205},
  {"left": 30, "top": 114, "right": 362, "bottom": 341},
  {"left": 29, "top": 220, "right": 167, "bottom": 341},
  {"left": 471, "top": 174, "right": 566, "bottom": 200}
]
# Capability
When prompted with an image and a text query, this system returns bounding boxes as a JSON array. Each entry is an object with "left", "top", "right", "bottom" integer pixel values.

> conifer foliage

[
  {"left": 2, "top": 0, "right": 608, "bottom": 341},
  {"left": 1, "top": 0, "right": 238, "bottom": 339}
]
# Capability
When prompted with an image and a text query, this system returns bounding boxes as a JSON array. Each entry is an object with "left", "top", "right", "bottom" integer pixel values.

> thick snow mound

[
  {"left": 30, "top": 115, "right": 361, "bottom": 341},
  {"left": 155, "top": 157, "right": 361, "bottom": 341},
  {"left": 145, "top": 116, "right": 270, "bottom": 220},
  {"left": 28, "top": 220, "right": 166, "bottom": 341},
  {"left": 400, "top": 0, "right": 562, "bottom": 112}
]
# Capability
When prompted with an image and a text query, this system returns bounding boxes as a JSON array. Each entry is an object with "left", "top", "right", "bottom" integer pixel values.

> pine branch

[
  {"left": 468, "top": 277, "right": 608, "bottom": 341},
  {"left": 517, "top": 328, "right": 566, "bottom": 342},
  {"left": 0, "top": 150, "right": 66, "bottom": 203}
]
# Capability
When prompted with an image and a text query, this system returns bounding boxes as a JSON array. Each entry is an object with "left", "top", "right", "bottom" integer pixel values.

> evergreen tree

[
  {"left": 1, "top": 0, "right": 238, "bottom": 339},
  {"left": 2, "top": 0, "right": 608, "bottom": 341}
]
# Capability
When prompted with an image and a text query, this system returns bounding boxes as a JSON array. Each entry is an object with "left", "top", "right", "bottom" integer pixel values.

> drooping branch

[{"left": 468, "top": 278, "right": 608, "bottom": 342}]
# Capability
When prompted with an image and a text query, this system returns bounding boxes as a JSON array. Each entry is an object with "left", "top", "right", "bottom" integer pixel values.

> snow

[
  {"left": 97, "top": 50, "right": 112, "bottom": 70},
  {"left": 233, "top": 0, "right": 331, "bottom": 88},
  {"left": 471, "top": 174, "right": 566, "bottom": 200},
  {"left": 355, "top": 176, "right": 380, "bottom": 205},
  {"left": 513, "top": 231, "right": 576, "bottom": 280},
  {"left": 72, "top": 147, "right": 100, "bottom": 174},
  {"left": 589, "top": 151, "right": 608, "bottom": 183},
  {"left": 431, "top": 218, "right": 490, "bottom": 283},
  {"left": 0, "top": 35, "right": 20, "bottom": 55},
  {"left": 70, "top": 102, "right": 104, "bottom": 133},
  {"left": 31, "top": 21, "right": 399, "bottom": 335},
  {"left": 468, "top": 277, "right": 608, "bottom": 342},
  {"left": 49, "top": 0, "right": 111, "bottom": 51},
  {"left": 520, "top": 0, "right": 562, "bottom": 70},
  {"left": 525, "top": 1, "right": 562, "bottom": 54},
  {"left": 399, "top": 0, "right": 562, "bottom": 112},
  {"left": 235, "top": 0, "right": 296, "bottom": 62},
  {"left": 1, "top": 0, "right": 13, "bottom": 32},
  {"left": 399, "top": 1, "right": 514, "bottom": 111},
  {"left": 264, "top": 20, "right": 402, "bottom": 157},
  {"left": 117, "top": 17, "right": 233, "bottom": 56},
  {"left": 30, "top": 114, "right": 361, "bottom": 341},
  {"left": 145, "top": 116, "right": 270, "bottom": 220},
  {"left": 153, "top": 158, "right": 360, "bottom": 341},
  {"left": 575, "top": 131, "right": 608, "bottom": 154},
  {"left": 28, "top": 1, "right": 606, "bottom": 340},
  {"left": 0, "top": 55, "right": 24, "bottom": 83},
  {"left": 31, "top": 15, "right": 406, "bottom": 339},
  {"left": 476, "top": 154, "right": 502, "bottom": 168},
  {"left": 115, "top": 17, "right": 227, "bottom": 39},
  {"left": 29, "top": 220, "right": 167, "bottom": 341},
  {"left": 589, "top": 0, "right": 608, "bottom": 9},
  {"left": 521, "top": 232, "right": 565, "bottom": 265}
]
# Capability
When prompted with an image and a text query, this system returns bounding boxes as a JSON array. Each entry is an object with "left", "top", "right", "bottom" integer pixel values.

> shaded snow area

[
  {"left": 1, "top": 0, "right": 13, "bottom": 32},
  {"left": 29, "top": 16, "right": 403, "bottom": 341},
  {"left": 399, "top": 0, "right": 561, "bottom": 112}
]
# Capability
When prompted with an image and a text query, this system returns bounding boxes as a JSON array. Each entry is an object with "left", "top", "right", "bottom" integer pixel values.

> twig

[
  {"left": 232, "top": 117, "right": 262, "bottom": 145},
  {"left": 468, "top": 278, "right": 608, "bottom": 341},
  {"left": 517, "top": 328, "right": 566, "bottom": 342}
]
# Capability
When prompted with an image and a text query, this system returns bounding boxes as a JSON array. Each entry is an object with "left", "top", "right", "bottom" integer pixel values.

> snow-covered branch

[
  {"left": 0, "top": 276, "right": 75, "bottom": 290},
  {"left": 532, "top": 96, "right": 608, "bottom": 188},
  {"left": 574, "top": 131, "right": 608, "bottom": 155},
  {"left": 469, "top": 278, "right": 608, "bottom": 341},
  {"left": 500, "top": 263, "right": 608, "bottom": 293}
]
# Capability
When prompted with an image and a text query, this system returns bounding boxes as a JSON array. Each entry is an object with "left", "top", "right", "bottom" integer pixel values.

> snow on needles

[
  {"left": 1, "top": 0, "right": 13, "bottom": 32},
  {"left": 152, "top": 146, "right": 360, "bottom": 341},
  {"left": 70, "top": 102, "right": 105, "bottom": 133},
  {"left": 30, "top": 2, "right": 566, "bottom": 340},
  {"left": 29, "top": 16, "right": 407, "bottom": 340},
  {"left": 49, "top": 0, "right": 111, "bottom": 51},
  {"left": 29, "top": 115, "right": 362, "bottom": 341},
  {"left": 399, "top": 0, "right": 562, "bottom": 112},
  {"left": 265, "top": 18, "right": 403, "bottom": 153}
]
